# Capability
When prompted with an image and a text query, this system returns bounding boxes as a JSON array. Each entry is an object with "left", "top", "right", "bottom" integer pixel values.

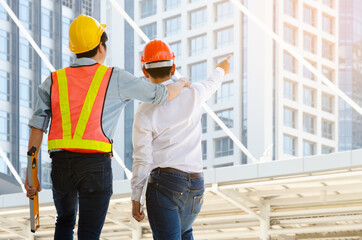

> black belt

[{"left": 151, "top": 167, "right": 203, "bottom": 179}]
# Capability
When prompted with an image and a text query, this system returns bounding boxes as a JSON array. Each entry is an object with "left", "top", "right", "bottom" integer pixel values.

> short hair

[
  {"left": 145, "top": 61, "right": 172, "bottom": 79},
  {"left": 76, "top": 32, "right": 108, "bottom": 59}
]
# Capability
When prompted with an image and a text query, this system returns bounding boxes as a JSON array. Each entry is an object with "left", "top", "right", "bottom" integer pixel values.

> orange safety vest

[{"left": 48, "top": 64, "right": 113, "bottom": 153}]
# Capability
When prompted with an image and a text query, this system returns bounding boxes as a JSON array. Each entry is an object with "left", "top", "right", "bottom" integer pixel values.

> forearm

[
  {"left": 166, "top": 79, "right": 188, "bottom": 100},
  {"left": 28, "top": 127, "right": 44, "bottom": 154}
]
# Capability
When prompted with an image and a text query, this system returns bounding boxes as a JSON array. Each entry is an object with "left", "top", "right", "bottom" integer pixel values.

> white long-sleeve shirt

[{"left": 131, "top": 68, "right": 224, "bottom": 201}]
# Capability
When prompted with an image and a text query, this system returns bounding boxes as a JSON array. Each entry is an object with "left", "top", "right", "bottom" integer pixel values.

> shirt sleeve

[
  {"left": 114, "top": 67, "right": 168, "bottom": 105},
  {"left": 191, "top": 67, "right": 225, "bottom": 103},
  {"left": 28, "top": 76, "right": 52, "bottom": 132},
  {"left": 131, "top": 109, "right": 154, "bottom": 202}
]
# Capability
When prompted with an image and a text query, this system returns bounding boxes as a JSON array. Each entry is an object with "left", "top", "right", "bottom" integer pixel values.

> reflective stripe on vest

[{"left": 48, "top": 64, "right": 112, "bottom": 153}]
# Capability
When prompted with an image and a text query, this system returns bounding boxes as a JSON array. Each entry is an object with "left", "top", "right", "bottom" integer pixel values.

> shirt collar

[
  {"left": 70, "top": 57, "right": 99, "bottom": 67},
  {"left": 161, "top": 79, "right": 175, "bottom": 86}
]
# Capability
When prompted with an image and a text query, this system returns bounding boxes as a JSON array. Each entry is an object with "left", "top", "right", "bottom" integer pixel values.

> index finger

[{"left": 226, "top": 55, "right": 232, "bottom": 61}]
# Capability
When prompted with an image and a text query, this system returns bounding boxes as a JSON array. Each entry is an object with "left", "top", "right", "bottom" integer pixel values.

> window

[
  {"left": 42, "top": 46, "right": 53, "bottom": 76},
  {"left": 283, "top": 52, "right": 296, "bottom": 73},
  {"left": 165, "top": 16, "right": 181, "bottom": 37},
  {"left": 19, "top": 155, "right": 27, "bottom": 182},
  {"left": 284, "top": 25, "right": 296, "bottom": 46},
  {"left": 41, "top": 8, "right": 53, "bottom": 38},
  {"left": 141, "top": 23, "right": 157, "bottom": 43},
  {"left": 322, "top": 145, "right": 334, "bottom": 154},
  {"left": 0, "top": 110, "right": 9, "bottom": 141},
  {"left": 190, "top": 35, "right": 206, "bottom": 56},
  {"left": 169, "top": 41, "right": 181, "bottom": 61},
  {"left": 283, "top": 135, "right": 296, "bottom": 156},
  {"left": 323, "top": 0, "right": 333, "bottom": 8},
  {"left": 303, "top": 87, "right": 315, "bottom": 107},
  {"left": 284, "top": 108, "right": 296, "bottom": 128},
  {"left": 215, "top": 109, "right": 234, "bottom": 130},
  {"left": 189, "top": 61, "right": 206, "bottom": 82},
  {"left": 216, "top": 81, "right": 234, "bottom": 103},
  {"left": 303, "top": 33, "right": 316, "bottom": 53},
  {"left": 62, "top": 0, "right": 73, "bottom": 9},
  {"left": 216, "top": 27, "right": 234, "bottom": 49},
  {"left": 303, "top": 5, "right": 316, "bottom": 26},
  {"left": 323, "top": 15, "right": 333, "bottom": 34},
  {"left": 176, "top": 66, "right": 181, "bottom": 75},
  {"left": 201, "top": 114, "right": 207, "bottom": 133},
  {"left": 215, "top": 137, "right": 233, "bottom": 158},
  {"left": 284, "top": 0, "right": 297, "bottom": 18},
  {"left": 20, "top": 77, "right": 32, "bottom": 108},
  {"left": 216, "top": 55, "right": 234, "bottom": 73},
  {"left": 165, "top": 0, "right": 181, "bottom": 11},
  {"left": 141, "top": 0, "right": 156, "bottom": 18},
  {"left": 322, "top": 40, "right": 334, "bottom": 61},
  {"left": 19, "top": 0, "right": 32, "bottom": 30},
  {"left": 41, "top": 160, "right": 52, "bottom": 189},
  {"left": 303, "top": 141, "right": 315, "bottom": 156},
  {"left": 202, "top": 140, "right": 207, "bottom": 160},
  {"left": 216, "top": 1, "right": 233, "bottom": 21},
  {"left": 20, "top": 117, "right": 30, "bottom": 146},
  {"left": 303, "top": 61, "right": 316, "bottom": 80},
  {"left": 284, "top": 80, "right": 297, "bottom": 101},
  {"left": 322, "top": 120, "right": 333, "bottom": 139},
  {"left": 190, "top": 8, "right": 206, "bottom": 30},
  {"left": 62, "top": 17, "right": 72, "bottom": 44},
  {"left": 322, "top": 93, "right": 333, "bottom": 113},
  {"left": 0, "top": 152, "right": 10, "bottom": 175},
  {"left": 0, "top": 30, "right": 9, "bottom": 61},
  {"left": 0, "top": 0, "right": 9, "bottom": 21},
  {"left": 20, "top": 38, "right": 32, "bottom": 69},
  {"left": 303, "top": 114, "right": 315, "bottom": 134},
  {"left": 322, "top": 66, "right": 334, "bottom": 82},
  {"left": 82, "top": 0, "right": 93, "bottom": 16},
  {"left": 0, "top": 70, "right": 9, "bottom": 101}
]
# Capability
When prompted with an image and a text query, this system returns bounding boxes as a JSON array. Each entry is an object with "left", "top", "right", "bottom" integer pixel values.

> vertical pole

[{"left": 260, "top": 204, "right": 270, "bottom": 240}]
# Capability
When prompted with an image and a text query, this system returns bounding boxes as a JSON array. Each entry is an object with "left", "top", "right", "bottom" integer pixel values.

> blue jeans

[
  {"left": 146, "top": 171, "right": 205, "bottom": 240},
  {"left": 50, "top": 151, "right": 113, "bottom": 240}
]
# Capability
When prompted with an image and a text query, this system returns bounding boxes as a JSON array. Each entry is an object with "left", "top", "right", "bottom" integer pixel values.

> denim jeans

[
  {"left": 146, "top": 170, "right": 205, "bottom": 240},
  {"left": 50, "top": 151, "right": 113, "bottom": 240}
]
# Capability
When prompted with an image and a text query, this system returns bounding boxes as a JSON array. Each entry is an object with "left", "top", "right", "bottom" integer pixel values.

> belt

[{"left": 151, "top": 167, "right": 203, "bottom": 179}]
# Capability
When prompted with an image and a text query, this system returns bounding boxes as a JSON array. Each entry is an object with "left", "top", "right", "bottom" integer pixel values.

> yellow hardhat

[{"left": 69, "top": 14, "right": 107, "bottom": 54}]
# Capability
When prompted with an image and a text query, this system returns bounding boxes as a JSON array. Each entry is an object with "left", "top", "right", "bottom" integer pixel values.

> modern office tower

[
  {"left": 338, "top": 0, "right": 362, "bottom": 151},
  {"left": 0, "top": 0, "right": 100, "bottom": 194},
  {"left": 275, "top": 0, "right": 339, "bottom": 159}
]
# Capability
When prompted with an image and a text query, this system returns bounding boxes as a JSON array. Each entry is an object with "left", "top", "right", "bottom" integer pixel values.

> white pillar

[{"left": 260, "top": 204, "right": 270, "bottom": 240}]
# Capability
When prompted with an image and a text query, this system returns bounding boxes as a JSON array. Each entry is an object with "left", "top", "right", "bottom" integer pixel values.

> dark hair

[
  {"left": 145, "top": 61, "right": 173, "bottom": 79},
  {"left": 76, "top": 32, "right": 108, "bottom": 58}
]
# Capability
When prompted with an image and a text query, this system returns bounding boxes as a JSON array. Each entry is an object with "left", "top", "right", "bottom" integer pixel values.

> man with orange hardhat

[
  {"left": 131, "top": 39, "right": 230, "bottom": 240},
  {"left": 24, "top": 15, "right": 190, "bottom": 240}
]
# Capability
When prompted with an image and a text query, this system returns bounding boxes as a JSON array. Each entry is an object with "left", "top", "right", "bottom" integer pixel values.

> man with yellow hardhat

[
  {"left": 131, "top": 39, "right": 230, "bottom": 240},
  {"left": 24, "top": 15, "right": 190, "bottom": 240}
]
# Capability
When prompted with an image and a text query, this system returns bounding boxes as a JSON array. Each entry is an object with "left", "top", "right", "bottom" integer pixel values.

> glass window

[
  {"left": 0, "top": 30, "right": 9, "bottom": 61},
  {"left": 190, "top": 35, "right": 206, "bottom": 56},
  {"left": 216, "top": 81, "right": 234, "bottom": 103},
  {"left": 323, "top": 0, "right": 333, "bottom": 8},
  {"left": 283, "top": 135, "right": 296, "bottom": 156},
  {"left": 0, "top": 110, "right": 9, "bottom": 141},
  {"left": 41, "top": 46, "right": 53, "bottom": 76},
  {"left": 201, "top": 114, "right": 207, "bottom": 133},
  {"left": 303, "top": 33, "right": 316, "bottom": 53},
  {"left": 20, "top": 117, "right": 30, "bottom": 146},
  {"left": 62, "top": 54, "right": 74, "bottom": 68},
  {"left": 141, "top": 0, "right": 157, "bottom": 18},
  {"left": 176, "top": 66, "right": 181, "bottom": 75},
  {"left": 323, "top": 15, "right": 333, "bottom": 34},
  {"left": 284, "top": 0, "right": 297, "bottom": 18},
  {"left": 284, "top": 107, "right": 296, "bottom": 128},
  {"left": 62, "top": 0, "right": 73, "bottom": 9},
  {"left": 62, "top": 16, "right": 72, "bottom": 44},
  {"left": 19, "top": 0, "right": 32, "bottom": 30},
  {"left": 216, "top": 1, "right": 233, "bottom": 21},
  {"left": 190, "top": 8, "right": 206, "bottom": 30},
  {"left": 322, "top": 93, "right": 333, "bottom": 113},
  {"left": 322, "top": 145, "right": 334, "bottom": 154},
  {"left": 283, "top": 52, "right": 296, "bottom": 73},
  {"left": 284, "top": 80, "right": 297, "bottom": 101},
  {"left": 303, "top": 87, "right": 315, "bottom": 107},
  {"left": 322, "top": 120, "right": 333, "bottom": 139},
  {"left": 41, "top": 8, "right": 53, "bottom": 38},
  {"left": 0, "top": 151, "right": 10, "bottom": 175},
  {"left": 0, "top": 70, "right": 9, "bottom": 101},
  {"left": 303, "top": 140, "right": 315, "bottom": 156},
  {"left": 215, "top": 137, "right": 233, "bottom": 158},
  {"left": 202, "top": 140, "right": 207, "bottom": 160},
  {"left": 284, "top": 25, "right": 296, "bottom": 46},
  {"left": 189, "top": 61, "right": 206, "bottom": 82},
  {"left": 322, "top": 40, "right": 334, "bottom": 61},
  {"left": 165, "top": 16, "right": 181, "bottom": 37},
  {"left": 303, "top": 114, "right": 315, "bottom": 134},
  {"left": 215, "top": 109, "right": 234, "bottom": 130},
  {"left": 165, "top": 0, "right": 181, "bottom": 11},
  {"left": 303, "top": 5, "right": 316, "bottom": 26},
  {"left": 141, "top": 23, "right": 157, "bottom": 43},
  {"left": 19, "top": 155, "right": 27, "bottom": 182},
  {"left": 303, "top": 61, "right": 316, "bottom": 80},
  {"left": 216, "top": 55, "right": 234, "bottom": 73},
  {"left": 20, "top": 38, "right": 32, "bottom": 69},
  {"left": 216, "top": 27, "right": 234, "bottom": 49},
  {"left": 322, "top": 66, "right": 334, "bottom": 82},
  {"left": 0, "top": 0, "right": 9, "bottom": 21},
  {"left": 82, "top": 0, "right": 93, "bottom": 15},
  {"left": 20, "top": 77, "right": 32, "bottom": 108},
  {"left": 169, "top": 41, "right": 181, "bottom": 61},
  {"left": 41, "top": 158, "right": 52, "bottom": 189}
]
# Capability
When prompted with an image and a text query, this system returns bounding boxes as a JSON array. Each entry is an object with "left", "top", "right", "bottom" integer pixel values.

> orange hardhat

[{"left": 141, "top": 39, "right": 175, "bottom": 69}]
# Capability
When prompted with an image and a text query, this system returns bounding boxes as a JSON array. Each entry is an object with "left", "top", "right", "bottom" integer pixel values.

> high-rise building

[
  {"left": 0, "top": 0, "right": 100, "bottom": 194},
  {"left": 339, "top": 0, "right": 362, "bottom": 151}
]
